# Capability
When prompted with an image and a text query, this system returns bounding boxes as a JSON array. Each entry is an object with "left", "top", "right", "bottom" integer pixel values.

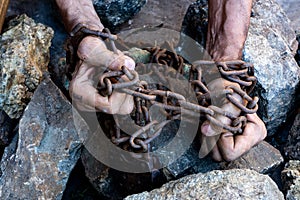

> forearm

[
  {"left": 56, "top": 0, "right": 104, "bottom": 33},
  {"left": 206, "top": 0, "right": 253, "bottom": 61}
]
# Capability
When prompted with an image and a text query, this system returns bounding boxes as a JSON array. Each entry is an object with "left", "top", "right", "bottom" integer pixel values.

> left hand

[{"left": 69, "top": 36, "right": 135, "bottom": 114}]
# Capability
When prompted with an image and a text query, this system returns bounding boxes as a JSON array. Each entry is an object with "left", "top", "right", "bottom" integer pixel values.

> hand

[
  {"left": 69, "top": 36, "right": 135, "bottom": 114},
  {"left": 200, "top": 78, "right": 267, "bottom": 161},
  {"left": 201, "top": 113, "right": 267, "bottom": 162}
]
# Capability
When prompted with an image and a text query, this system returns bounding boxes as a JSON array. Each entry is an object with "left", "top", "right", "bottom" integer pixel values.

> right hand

[
  {"left": 69, "top": 36, "right": 136, "bottom": 114},
  {"left": 200, "top": 78, "right": 266, "bottom": 161}
]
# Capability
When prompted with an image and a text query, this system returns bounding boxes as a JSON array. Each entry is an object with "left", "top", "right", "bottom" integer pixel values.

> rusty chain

[{"left": 95, "top": 45, "right": 258, "bottom": 152}]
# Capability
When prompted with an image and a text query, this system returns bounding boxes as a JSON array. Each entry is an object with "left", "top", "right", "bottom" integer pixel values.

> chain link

[{"left": 96, "top": 45, "right": 258, "bottom": 152}]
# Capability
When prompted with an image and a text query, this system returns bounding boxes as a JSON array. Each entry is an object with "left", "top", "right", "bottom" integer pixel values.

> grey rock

[
  {"left": 243, "top": 0, "right": 300, "bottom": 136},
  {"left": 281, "top": 160, "right": 300, "bottom": 200},
  {"left": 284, "top": 112, "right": 300, "bottom": 160},
  {"left": 220, "top": 141, "right": 284, "bottom": 174},
  {"left": 180, "top": 0, "right": 208, "bottom": 49},
  {"left": 249, "top": 0, "right": 298, "bottom": 54},
  {"left": 119, "top": 0, "right": 194, "bottom": 33},
  {"left": 0, "top": 77, "right": 88, "bottom": 199},
  {"left": 276, "top": 0, "right": 300, "bottom": 34},
  {"left": 165, "top": 144, "right": 221, "bottom": 179},
  {"left": 125, "top": 169, "right": 284, "bottom": 200},
  {"left": 92, "top": 0, "right": 146, "bottom": 31},
  {"left": 81, "top": 146, "right": 167, "bottom": 200},
  {"left": 181, "top": 0, "right": 300, "bottom": 135},
  {"left": 0, "top": 14, "right": 53, "bottom": 119}
]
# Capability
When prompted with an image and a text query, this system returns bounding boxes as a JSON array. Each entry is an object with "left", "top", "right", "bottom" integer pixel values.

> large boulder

[
  {"left": 180, "top": 0, "right": 300, "bottom": 135},
  {"left": 125, "top": 169, "right": 284, "bottom": 200},
  {"left": 243, "top": 0, "right": 299, "bottom": 136},
  {"left": 0, "top": 14, "right": 53, "bottom": 119},
  {"left": 0, "top": 77, "right": 88, "bottom": 199}
]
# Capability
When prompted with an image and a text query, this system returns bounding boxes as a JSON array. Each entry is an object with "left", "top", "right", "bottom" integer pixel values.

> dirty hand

[
  {"left": 200, "top": 78, "right": 267, "bottom": 162},
  {"left": 69, "top": 36, "right": 135, "bottom": 114}
]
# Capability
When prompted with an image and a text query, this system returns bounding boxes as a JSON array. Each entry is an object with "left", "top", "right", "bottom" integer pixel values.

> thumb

[{"left": 109, "top": 54, "right": 136, "bottom": 71}]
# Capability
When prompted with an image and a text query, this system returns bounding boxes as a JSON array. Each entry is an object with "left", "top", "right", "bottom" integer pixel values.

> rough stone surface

[
  {"left": 0, "top": 14, "right": 53, "bottom": 119},
  {"left": 282, "top": 160, "right": 300, "bottom": 200},
  {"left": 284, "top": 112, "right": 300, "bottom": 160},
  {"left": 180, "top": 0, "right": 208, "bottom": 50},
  {"left": 6, "top": 0, "right": 69, "bottom": 85},
  {"left": 276, "top": 0, "right": 300, "bottom": 33},
  {"left": 0, "top": 77, "right": 88, "bottom": 199},
  {"left": 92, "top": 0, "right": 146, "bottom": 31},
  {"left": 125, "top": 169, "right": 284, "bottom": 200},
  {"left": 181, "top": 0, "right": 300, "bottom": 135},
  {"left": 81, "top": 146, "right": 169, "bottom": 199},
  {"left": 119, "top": 0, "right": 194, "bottom": 32},
  {"left": 220, "top": 141, "right": 284, "bottom": 174},
  {"left": 243, "top": 0, "right": 300, "bottom": 136}
]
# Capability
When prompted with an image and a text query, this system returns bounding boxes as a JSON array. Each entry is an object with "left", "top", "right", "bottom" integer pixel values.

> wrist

[
  {"left": 209, "top": 44, "right": 243, "bottom": 61},
  {"left": 69, "top": 21, "right": 104, "bottom": 35}
]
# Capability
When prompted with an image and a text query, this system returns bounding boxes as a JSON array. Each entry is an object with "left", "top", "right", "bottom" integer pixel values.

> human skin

[
  {"left": 202, "top": 0, "right": 267, "bottom": 161},
  {"left": 56, "top": 0, "right": 135, "bottom": 114},
  {"left": 55, "top": 0, "right": 266, "bottom": 161}
]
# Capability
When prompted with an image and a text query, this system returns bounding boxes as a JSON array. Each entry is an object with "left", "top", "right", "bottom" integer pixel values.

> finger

[
  {"left": 211, "top": 145, "right": 223, "bottom": 162},
  {"left": 200, "top": 120, "right": 224, "bottom": 137},
  {"left": 245, "top": 113, "right": 267, "bottom": 140},
  {"left": 199, "top": 134, "right": 220, "bottom": 158},
  {"left": 71, "top": 81, "right": 112, "bottom": 112},
  {"left": 217, "top": 132, "right": 249, "bottom": 161},
  {"left": 110, "top": 92, "right": 134, "bottom": 115},
  {"left": 70, "top": 64, "right": 113, "bottom": 112},
  {"left": 246, "top": 113, "right": 260, "bottom": 123},
  {"left": 109, "top": 54, "right": 136, "bottom": 71},
  {"left": 217, "top": 123, "right": 265, "bottom": 161}
]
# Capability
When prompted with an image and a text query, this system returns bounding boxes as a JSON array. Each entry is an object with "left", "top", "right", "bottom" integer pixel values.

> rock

[
  {"left": 243, "top": 0, "right": 300, "bottom": 136},
  {"left": 284, "top": 112, "right": 300, "bottom": 160},
  {"left": 119, "top": 0, "right": 194, "bottom": 32},
  {"left": 180, "top": 0, "right": 300, "bottom": 135},
  {"left": 125, "top": 169, "right": 284, "bottom": 200},
  {"left": 81, "top": 146, "right": 167, "bottom": 200},
  {"left": 180, "top": 0, "right": 208, "bottom": 49},
  {"left": 220, "top": 141, "right": 284, "bottom": 174},
  {"left": 6, "top": 0, "right": 70, "bottom": 85},
  {"left": 165, "top": 143, "right": 221, "bottom": 179},
  {"left": 92, "top": 0, "right": 146, "bottom": 31},
  {"left": 0, "top": 109, "right": 17, "bottom": 146},
  {"left": 0, "top": 77, "right": 88, "bottom": 199},
  {"left": 0, "top": 14, "right": 53, "bottom": 119},
  {"left": 281, "top": 160, "right": 300, "bottom": 200},
  {"left": 296, "top": 35, "right": 300, "bottom": 66},
  {"left": 276, "top": 0, "right": 300, "bottom": 33}
]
